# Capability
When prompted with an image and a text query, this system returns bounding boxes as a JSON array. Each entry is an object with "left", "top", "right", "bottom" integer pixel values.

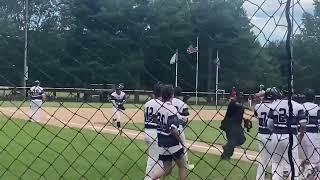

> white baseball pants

[
  {"left": 256, "top": 133, "right": 275, "bottom": 180},
  {"left": 271, "top": 134, "right": 299, "bottom": 180},
  {"left": 29, "top": 99, "right": 43, "bottom": 122},
  {"left": 144, "top": 128, "right": 162, "bottom": 180}
]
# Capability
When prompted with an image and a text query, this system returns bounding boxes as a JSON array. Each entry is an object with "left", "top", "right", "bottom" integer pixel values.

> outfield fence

[
  {"left": 0, "top": 0, "right": 318, "bottom": 179},
  {"left": 0, "top": 86, "right": 229, "bottom": 105}
]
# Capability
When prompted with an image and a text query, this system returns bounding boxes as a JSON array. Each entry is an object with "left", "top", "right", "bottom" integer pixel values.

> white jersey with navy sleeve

[
  {"left": 30, "top": 86, "right": 44, "bottom": 100},
  {"left": 302, "top": 102, "right": 320, "bottom": 133},
  {"left": 268, "top": 100, "right": 306, "bottom": 134},
  {"left": 171, "top": 98, "right": 188, "bottom": 127},
  {"left": 111, "top": 91, "right": 126, "bottom": 106},
  {"left": 144, "top": 99, "right": 163, "bottom": 129},
  {"left": 254, "top": 102, "right": 272, "bottom": 134},
  {"left": 157, "top": 102, "right": 182, "bottom": 155}
]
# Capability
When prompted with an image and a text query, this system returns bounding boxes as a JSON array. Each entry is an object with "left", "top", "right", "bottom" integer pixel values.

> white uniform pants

[
  {"left": 144, "top": 129, "right": 162, "bottom": 180},
  {"left": 179, "top": 125, "right": 189, "bottom": 163},
  {"left": 256, "top": 133, "right": 275, "bottom": 180},
  {"left": 112, "top": 107, "right": 122, "bottom": 122},
  {"left": 271, "top": 134, "right": 299, "bottom": 180},
  {"left": 300, "top": 132, "right": 320, "bottom": 167},
  {"left": 30, "top": 99, "right": 43, "bottom": 122}
]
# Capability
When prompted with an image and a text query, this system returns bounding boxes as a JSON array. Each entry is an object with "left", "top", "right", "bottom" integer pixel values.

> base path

[{"left": 0, "top": 106, "right": 258, "bottom": 163}]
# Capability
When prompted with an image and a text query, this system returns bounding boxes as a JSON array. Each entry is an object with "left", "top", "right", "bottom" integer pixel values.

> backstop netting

[{"left": 0, "top": 0, "right": 319, "bottom": 179}]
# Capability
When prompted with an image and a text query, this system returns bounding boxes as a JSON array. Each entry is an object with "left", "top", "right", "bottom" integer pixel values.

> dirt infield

[{"left": 0, "top": 107, "right": 254, "bottom": 125}]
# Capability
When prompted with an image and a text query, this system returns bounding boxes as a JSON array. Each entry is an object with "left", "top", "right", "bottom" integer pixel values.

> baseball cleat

[{"left": 187, "top": 164, "right": 195, "bottom": 170}]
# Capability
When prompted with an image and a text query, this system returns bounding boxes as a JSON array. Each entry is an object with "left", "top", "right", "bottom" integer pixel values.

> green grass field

[
  {"left": 123, "top": 120, "right": 259, "bottom": 152},
  {"left": 0, "top": 117, "right": 257, "bottom": 179},
  {"left": 0, "top": 100, "right": 227, "bottom": 110}
]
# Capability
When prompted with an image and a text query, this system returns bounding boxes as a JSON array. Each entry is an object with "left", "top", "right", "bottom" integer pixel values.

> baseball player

[
  {"left": 172, "top": 86, "right": 194, "bottom": 170},
  {"left": 151, "top": 85, "right": 188, "bottom": 180},
  {"left": 231, "top": 86, "right": 238, "bottom": 98},
  {"left": 29, "top": 80, "right": 45, "bottom": 122},
  {"left": 144, "top": 83, "right": 163, "bottom": 180},
  {"left": 255, "top": 84, "right": 265, "bottom": 102},
  {"left": 254, "top": 88, "right": 276, "bottom": 180},
  {"left": 299, "top": 89, "right": 320, "bottom": 178},
  {"left": 267, "top": 87, "right": 307, "bottom": 180},
  {"left": 110, "top": 85, "right": 126, "bottom": 132}
]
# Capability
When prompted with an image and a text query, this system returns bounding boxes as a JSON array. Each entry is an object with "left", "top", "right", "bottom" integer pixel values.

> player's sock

[{"left": 117, "top": 122, "right": 121, "bottom": 129}]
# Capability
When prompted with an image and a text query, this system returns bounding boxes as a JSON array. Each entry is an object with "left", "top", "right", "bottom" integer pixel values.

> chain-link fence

[{"left": 0, "top": 0, "right": 319, "bottom": 179}]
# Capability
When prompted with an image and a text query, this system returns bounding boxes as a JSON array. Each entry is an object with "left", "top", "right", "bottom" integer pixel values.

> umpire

[{"left": 220, "top": 95, "right": 251, "bottom": 160}]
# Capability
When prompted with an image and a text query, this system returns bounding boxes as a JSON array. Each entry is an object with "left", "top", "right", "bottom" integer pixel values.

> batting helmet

[
  {"left": 115, "top": 84, "right": 123, "bottom": 90},
  {"left": 264, "top": 87, "right": 282, "bottom": 100},
  {"left": 35, "top": 80, "right": 40, "bottom": 85},
  {"left": 259, "top": 84, "right": 264, "bottom": 90}
]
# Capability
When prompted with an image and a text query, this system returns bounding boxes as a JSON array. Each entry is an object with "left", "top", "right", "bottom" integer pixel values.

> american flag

[{"left": 187, "top": 44, "right": 198, "bottom": 54}]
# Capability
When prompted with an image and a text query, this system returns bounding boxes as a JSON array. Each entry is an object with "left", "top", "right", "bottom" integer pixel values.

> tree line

[{"left": 0, "top": 0, "right": 320, "bottom": 93}]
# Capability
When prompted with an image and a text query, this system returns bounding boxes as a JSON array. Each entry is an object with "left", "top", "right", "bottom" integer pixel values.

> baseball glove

[
  {"left": 220, "top": 120, "right": 226, "bottom": 131},
  {"left": 244, "top": 119, "right": 252, "bottom": 132}
]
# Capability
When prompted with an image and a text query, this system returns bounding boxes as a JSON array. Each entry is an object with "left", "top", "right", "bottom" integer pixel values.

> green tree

[{"left": 291, "top": 0, "right": 320, "bottom": 92}]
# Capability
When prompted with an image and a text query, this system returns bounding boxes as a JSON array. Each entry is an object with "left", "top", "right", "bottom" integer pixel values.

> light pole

[{"left": 23, "top": 0, "right": 29, "bottom": 98}]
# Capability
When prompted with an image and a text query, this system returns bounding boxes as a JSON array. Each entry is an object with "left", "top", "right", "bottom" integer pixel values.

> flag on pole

[
  {"left": 187, "top": 44, "right": 198, "bottom": 54},
  {"left": 170, "top": 52, "right": 178, "bottom": 64}
]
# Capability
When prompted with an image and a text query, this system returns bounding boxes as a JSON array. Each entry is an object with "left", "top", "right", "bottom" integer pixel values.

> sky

[{"left": 243, "top": 0, "right": 315, "bottom": 43}]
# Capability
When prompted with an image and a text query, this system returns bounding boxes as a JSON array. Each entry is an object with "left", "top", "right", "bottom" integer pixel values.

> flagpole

[
  {"left": 215, "top": 50, "right": 219, "bottom": 109},
  {"left": 195, "top": 36, "right": 199, "bottom": 105},
  {"left": 23, "top": 0, "right": 29, "bottom": 98},
  {"left": 175, "top": 49, "right": 178, "bottom": 87}
]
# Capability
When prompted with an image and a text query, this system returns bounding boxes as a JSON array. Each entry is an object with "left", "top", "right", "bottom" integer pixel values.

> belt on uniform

[{"left": 145, "top": 124, "right": 157, "bottom": 129}]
